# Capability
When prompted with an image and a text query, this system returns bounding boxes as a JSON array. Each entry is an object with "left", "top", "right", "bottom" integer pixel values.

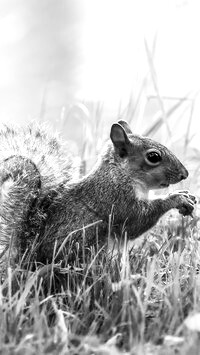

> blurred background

[{"left": 1, "top": 0, "right": 200, "bottom": 190}]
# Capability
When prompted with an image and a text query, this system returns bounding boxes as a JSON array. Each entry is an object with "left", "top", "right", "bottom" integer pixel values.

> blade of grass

[{"left": 144, "top": 38, "right": 171, "bottom": 137}]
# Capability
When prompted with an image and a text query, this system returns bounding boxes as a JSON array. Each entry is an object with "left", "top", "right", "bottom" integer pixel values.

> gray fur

[{"left": 0, "top": 121, "right": 196, "bottom": 264}]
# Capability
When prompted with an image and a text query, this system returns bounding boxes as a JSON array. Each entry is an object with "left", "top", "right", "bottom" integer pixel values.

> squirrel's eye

[{"left": 145, "top": 150, "right": 162, "bottom": 166}]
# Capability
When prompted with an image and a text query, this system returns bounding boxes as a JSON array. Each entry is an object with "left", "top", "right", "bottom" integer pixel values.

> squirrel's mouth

[{"left": 160, "top": 183, "right": 169, "bottom": 188}]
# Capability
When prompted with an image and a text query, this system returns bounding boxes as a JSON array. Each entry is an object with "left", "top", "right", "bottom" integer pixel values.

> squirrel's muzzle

[{"left": 179, "top": 167, "right": 188, "bottom": 180}]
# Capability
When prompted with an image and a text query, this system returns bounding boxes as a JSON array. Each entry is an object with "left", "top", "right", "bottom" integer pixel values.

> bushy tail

[{"left": 0, "top": 155, "right": 41, "bottom": 265}]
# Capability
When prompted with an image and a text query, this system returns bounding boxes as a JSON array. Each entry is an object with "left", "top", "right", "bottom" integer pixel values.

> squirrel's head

[{"left": 110, "top": 120, "right": 188, "bottom": 191}]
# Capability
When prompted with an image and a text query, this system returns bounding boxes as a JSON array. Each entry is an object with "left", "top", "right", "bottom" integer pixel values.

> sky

[
  {"left": 80, "top": 0, "right": 200, "bottom": 100},
  {"left": 0, "top": 0, "right": 200, "bottom": 145},
  {"left": 78, "top": 0, "right": 200, "bottom": 148}
]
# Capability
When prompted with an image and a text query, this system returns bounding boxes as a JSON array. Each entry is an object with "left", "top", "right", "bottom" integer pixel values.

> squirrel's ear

[
  {"left": 117, "top": 120, "right": 132, "bottom": 134},
  {"left": 110, "top": 123, "right": 130, "bottom": 158}
]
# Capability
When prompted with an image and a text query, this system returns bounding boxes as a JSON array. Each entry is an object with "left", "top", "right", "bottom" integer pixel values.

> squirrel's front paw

[{"left": 169, "top": 190, "right": 197, "bottom": 217}]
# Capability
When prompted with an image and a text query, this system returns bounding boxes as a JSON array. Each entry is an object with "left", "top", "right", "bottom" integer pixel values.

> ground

[{"left": 1, "top": 211, "right": 200, "bottom": 355}]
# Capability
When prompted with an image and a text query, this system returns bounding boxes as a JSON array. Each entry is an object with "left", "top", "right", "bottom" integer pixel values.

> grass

[
  {"left": 1, "top": 210, "right": 200, "bottom": 355},
  {"left": 1, "top": 104, "right": 200, "bottom": 353},
  {"left": 1, "top": 36, "right": 200, "bottom": 354}
]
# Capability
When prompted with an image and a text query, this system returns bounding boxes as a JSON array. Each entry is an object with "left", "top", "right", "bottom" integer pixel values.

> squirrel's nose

[{"left": 179, "top": 167, "right": 188, "bottom": 180}]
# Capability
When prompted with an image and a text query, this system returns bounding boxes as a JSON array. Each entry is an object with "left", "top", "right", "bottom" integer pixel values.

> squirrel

[{"left": 0, "top": 120, "right": 196, "bottom": 264}]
